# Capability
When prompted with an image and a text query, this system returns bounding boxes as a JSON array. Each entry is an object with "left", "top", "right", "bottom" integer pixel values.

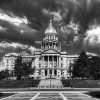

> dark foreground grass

[
  {"left": 0, "top": 79, "right": 40, "bottom": 88},
  {"left": 0, "top": 93, "right": 15, "bottom": 99},
  {"left": 61, "top": 79, "right": 100, "bottom": 88},
  {"left": 86, "top": 91, "right": 100, "bottom": 99}
]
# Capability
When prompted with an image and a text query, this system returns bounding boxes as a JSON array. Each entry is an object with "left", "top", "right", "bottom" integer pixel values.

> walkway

[
  {"left": 38, "top": 79, "right": 63, "bottom": 88},
  {"left": 1, "top": 91, "right": 99, "bottom": 100}
]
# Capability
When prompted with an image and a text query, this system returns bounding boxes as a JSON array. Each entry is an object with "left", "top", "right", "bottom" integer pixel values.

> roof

[{"left": 45, "top": 20, "right": 57, "bottom": 35}]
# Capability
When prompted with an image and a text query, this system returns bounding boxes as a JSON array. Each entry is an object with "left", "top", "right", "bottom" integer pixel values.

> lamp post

[{"left": 50, "top": 74, "right": 51, "bottom": 88}]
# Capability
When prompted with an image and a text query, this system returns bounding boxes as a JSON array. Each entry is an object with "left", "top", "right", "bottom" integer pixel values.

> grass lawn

[
  {"left": 0, "top": 79, "right": 40, "bottom": 88},
  {"left": 61, "top": 79, "right": 100, "bottom": 88},
  {"left": 0, "top": 93, "right": 15, "bottom": 99}
]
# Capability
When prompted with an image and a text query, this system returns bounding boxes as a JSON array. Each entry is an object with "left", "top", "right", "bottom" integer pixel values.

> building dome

[
  {"left": 43, "top": 35, "right": 58, "bottom": 42},
  {"left": 45, "top": 20, "right": 57, "bottom": 35}
]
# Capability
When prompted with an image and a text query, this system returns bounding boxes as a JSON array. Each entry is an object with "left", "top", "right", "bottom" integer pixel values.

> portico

[{"left": 40, "top": 55, "right": 61, "bottom": 79}]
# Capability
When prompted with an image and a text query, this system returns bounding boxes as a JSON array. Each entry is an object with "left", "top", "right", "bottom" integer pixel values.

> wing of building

[{"left": 3, "top": 20, "right": 79, "bottom": 79}]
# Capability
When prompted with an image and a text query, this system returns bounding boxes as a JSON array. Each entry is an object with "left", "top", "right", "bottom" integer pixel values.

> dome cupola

[{"left": 45, "top": 20, "right": 57, "bottom": 35}]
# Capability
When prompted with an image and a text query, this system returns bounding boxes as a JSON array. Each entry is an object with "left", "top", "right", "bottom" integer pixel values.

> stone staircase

[{"left": 38, "top": 79, "right": 63, "bottom": 88}]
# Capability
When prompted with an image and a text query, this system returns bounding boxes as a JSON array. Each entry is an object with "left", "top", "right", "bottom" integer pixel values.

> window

[
  {"left": 54, "top": 56, "right": 57, "bottom": 61},
  {"left": 54, "top": 70, "right": 57, "bottom": 75},
  {"left": 39, "top": 71, "right": 41, "bottom": 75},
  {"left": 61, "top": 63, "right": 63, "bottom": 68},
  {"left": 45, "top": 66, "right": 47, "bottom": 68},
  {"left": 39, "top": 57, "right": 41, "bottom": 61},
  {"left": 44, "top": 56, "right": 48, "bottom": 61},
  {"left": 61, "top": 58, "right": 63, "bottom": 61},
  {"left": 45, "top": 70, "right": 47, "bottom": 76},
  {"left": 50, "top": 70, "right": 52, "bottom": 75},
  {"left": 39, "top": 64, "right": 41, "bottom": 68},
  {"left": 7, "top": 60, "right": 9, "bottom": 63}
]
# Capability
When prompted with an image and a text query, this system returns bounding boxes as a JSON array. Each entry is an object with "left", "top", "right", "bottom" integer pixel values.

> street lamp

[
  {"left": 50, "top": 74, "right": 51, "bottom": 88},
  {"left": 58, "top": 72, "right": 60, "bottom": 79}
]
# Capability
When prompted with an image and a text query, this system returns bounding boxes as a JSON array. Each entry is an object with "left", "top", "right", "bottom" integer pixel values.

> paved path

[{"left": 0, "top": 91, "right": 99, "bottom": 100}]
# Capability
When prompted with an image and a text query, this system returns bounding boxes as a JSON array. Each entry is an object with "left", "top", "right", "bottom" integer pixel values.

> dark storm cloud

[{"left": 0, "top": 0, "right": 100, "bottom": 56}]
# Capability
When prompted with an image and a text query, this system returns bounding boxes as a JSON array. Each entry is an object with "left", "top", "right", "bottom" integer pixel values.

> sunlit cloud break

[
  {"left": 0, "top": 41, "right": 36, "bottom": 53},
  {"left": 84, "top": 25, "right": 100, "bottom": 46},
  {"left": 0, "top": 26, "right": 7, "bottom": 31},
  {"left": 0, "top": 10, "right": 29, "bottom": 26}
]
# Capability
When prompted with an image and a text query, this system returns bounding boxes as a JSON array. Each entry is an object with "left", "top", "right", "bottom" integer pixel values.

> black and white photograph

[{"left": 0, "top": 0, "right": 100, "bottom": 100}]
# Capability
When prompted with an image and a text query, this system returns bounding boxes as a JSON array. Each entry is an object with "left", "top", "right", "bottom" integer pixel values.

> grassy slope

[{"left": 61, "top": 79, "right": 100, "bottom": 88}]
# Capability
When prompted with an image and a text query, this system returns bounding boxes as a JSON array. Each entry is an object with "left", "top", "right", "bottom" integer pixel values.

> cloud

[
  {"left": 84, "top": 25, "right": 100, "bottom": 47},
  {"left": 42, "top": 9, "right": 62, "bottom": 21},
  {"left": 0, "top": 41, "right": 37, "bottom": 59},
  {"left": 0, "top": 10, "right": 29, "bottom": 26},
  {"left": 61, "top": 20, "right": 80, "bottom": 34},
  {"left": 0, "top": 0, "right": 100, "bottom": 56},
  {"left": 0, "top": 41, "right": 36, "bottom": 51},
  {"left": 0, "top": 26, "right": 7, "bottom": 31}
]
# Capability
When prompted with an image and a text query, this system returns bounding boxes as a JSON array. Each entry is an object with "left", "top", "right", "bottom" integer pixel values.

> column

[
  {"left": 43, "top": 56, "right": 44, "bottom": 68},
  {"left": 58, "top": 56, "right": 59, "bottom": 67},
  {"left": 48, "top": 56, "right": 49, "bottom": 68},
  {"left": 57, "top": 70, "right": 58, "bottom": 79},
  {"left": 57, "top": 56, "right": 58, "bottom": 68},
  {"left": 52, "top": 69, "right": 54, "bottom": 76},
  {"left": 59, "top": 56, "right": 61, "bottom": 68},
  {"left": 43, "top": 69, "right": 45, "bottom": 78},
  {"left": 53, "top": 56, "right": 54, "bottom": 68}
]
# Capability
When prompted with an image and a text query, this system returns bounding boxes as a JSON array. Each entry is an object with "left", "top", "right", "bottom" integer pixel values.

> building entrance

[{"left": 44, "top": 69, "right": 58, "bottom": 79}]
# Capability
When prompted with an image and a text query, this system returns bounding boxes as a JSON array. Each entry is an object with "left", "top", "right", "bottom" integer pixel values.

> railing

[
  {"left": 44, "top": 75, "right": 57, "bottom": 79},
  {"left": 38, "top": 85, "right": 63, "bottom": 89}
]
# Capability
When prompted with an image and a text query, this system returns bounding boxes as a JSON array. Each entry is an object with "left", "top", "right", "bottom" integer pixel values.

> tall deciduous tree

[
  {"left": 22, "top": 59, "right": 35, "bottom": 79},
  {"left": 14, "top": 55, "right": 23, "bottom": 80},
  {"left": 0, "top": 69, "right": 9, "bottom": 80}
]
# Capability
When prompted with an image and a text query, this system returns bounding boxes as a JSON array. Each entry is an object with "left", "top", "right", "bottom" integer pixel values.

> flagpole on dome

[{"left": 49, "top": 19, "right": 53, "bottom": 27}]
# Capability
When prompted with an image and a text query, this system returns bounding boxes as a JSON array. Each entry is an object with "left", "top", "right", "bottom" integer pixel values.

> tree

[
  {"left": 89, "top": 56, "right": 100, "bottom": 79},
  {"left": 0, "top": 69, "right": 9, "bottom": 80},
  {"left": 22, "top": 60, "right": 35, "bottom": 79},
  {"left": 72, "top": 50, "right": 90, "bottom": 79},
  {"left": 14, "top": 55, "right": 23, "bottom": 80}
]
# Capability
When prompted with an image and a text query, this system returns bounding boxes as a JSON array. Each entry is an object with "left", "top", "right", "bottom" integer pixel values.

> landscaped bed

[{"left": 0, "top": 93, "right": 15, "bottom": 99}]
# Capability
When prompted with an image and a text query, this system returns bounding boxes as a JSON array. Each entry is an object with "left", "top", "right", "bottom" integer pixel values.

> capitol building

[{"left": 3, "top": 20, "right": 78, "bottom": 79}]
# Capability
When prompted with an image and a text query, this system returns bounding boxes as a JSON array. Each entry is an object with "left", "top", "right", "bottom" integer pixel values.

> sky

[{"left": 0, "top": 0, "right": 100, "bottom": 59}]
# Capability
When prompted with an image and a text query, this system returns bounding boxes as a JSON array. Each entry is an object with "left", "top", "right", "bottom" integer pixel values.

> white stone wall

[
  {"left": 3, "top": 52, "right": 79, "bottom": 79},
  {"left": 4, "top": 57, "right": 16, "bottom": 71}
]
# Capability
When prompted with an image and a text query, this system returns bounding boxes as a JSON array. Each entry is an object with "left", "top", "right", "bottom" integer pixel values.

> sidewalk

[{"left": 0, "top": 87, "right": 100, "bottom": 93}]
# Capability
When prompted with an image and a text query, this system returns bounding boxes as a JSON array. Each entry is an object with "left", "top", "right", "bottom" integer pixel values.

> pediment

[{"left": 42, "top": 49, "right": 60, "bottom": 54}]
